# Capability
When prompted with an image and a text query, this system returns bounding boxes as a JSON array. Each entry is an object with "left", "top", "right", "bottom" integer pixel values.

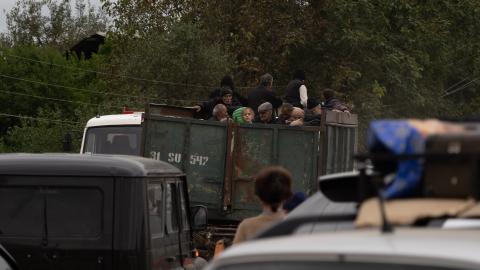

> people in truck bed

[
  {"left": 304, "top": 98, "right": 322, "bottom": 126},
  {"left": 284, "top": 69, "right": 308, "bottom": 109},
  {"left": 276, "top": 103, "right": 294, "bottom": 125},
  {"left": 255, "top": 102, "right": 276, "bottom": 124},
  {"left": 287, "top": 107, "right": 305, "bottom": 126},
  {"left": 210, "top": 104, "right": 229, "bottom": 122},
  {"left": 194, "top": 88, "right": 241, "bottom": 118},
  {"left": 247, "top": 73, "right": 283, "bottom": 115},
  {"left": 209, "top": 75, "right": 248, "bottom": 106},
  {"left": 323, "top": 88, "right": 350, "bottom": 112}
]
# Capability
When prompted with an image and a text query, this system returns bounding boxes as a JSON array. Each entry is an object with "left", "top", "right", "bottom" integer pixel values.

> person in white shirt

[{"left": 284, "top": 70, "right": 308, "bottom": 108}]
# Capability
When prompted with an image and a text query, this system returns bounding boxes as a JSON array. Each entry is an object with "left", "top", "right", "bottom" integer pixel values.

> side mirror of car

[{"left": 191, "top": 205, "right": 208, "bottom": 231}]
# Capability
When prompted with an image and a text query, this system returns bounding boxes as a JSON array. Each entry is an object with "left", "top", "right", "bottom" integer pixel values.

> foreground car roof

[
  {"left": 0, "top": 153, "right": 182, "bottom": 177},
  {"left": 209, "top": 229, "right": 480, "bottom": 270}
]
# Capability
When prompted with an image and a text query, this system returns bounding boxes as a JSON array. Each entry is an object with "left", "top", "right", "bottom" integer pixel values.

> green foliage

[
  {"left": 0, "top": 108, "right": 81, "bottom": 153},
  {"left": 6, "top": 0, "right": 108, "bottom": 49},
  {"left": 100, "top": 21, "right": 233, "bottom": 107},
  {"left": 3, "top": 0, "right": 480, "bottom": 152}
]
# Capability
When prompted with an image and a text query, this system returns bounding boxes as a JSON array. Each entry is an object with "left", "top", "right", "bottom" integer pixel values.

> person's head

[
  {"left": 287, "top": 107, "right": 305, "bottom": 126},
  {"left": 254, "top": 166, "right": 293, "bottom": 212},
  {"left": 323, "top": 88, "right": 335, "bottom": 100},
  {"left": 293, "top": 69, "right": 306, "bottom": 81},
  {"left": 242, "top": 107, "right": 255, "bottom": 123},
  {"left": 220, "top": 75, "right": 235, "bottom": 91},
  {"left": 258, "top": 102, "right": 273, "bottom": 122},
  {"left": 212, "top": 104, "right": 228, "bottom": 121},
  {"left": 290, "top": 107, "right": 305, "bottom": 121},
  {"left": 307, "top": 99, "right": 322, "bottom": 115},
  {"left": 221, "top": 88, "right": 233, "bottom": 105},
  {"left": 259, "top": 73, "right": 273, "bottom": 90},
  {"left": 280, "top": 103, "right": 294, "bottom": 116}
]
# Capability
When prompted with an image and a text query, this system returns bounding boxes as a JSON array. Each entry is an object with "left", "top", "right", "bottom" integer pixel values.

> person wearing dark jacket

[
  {"left": 284, "top": 70, "right": 308, "bottom": 109},
  {"left": 304, "top": 98, "right": 322, "bottom": 126},
  {"left": 248, "top": 73, "right": 282, "bottom": 114},
  {"left": 209, "top": 75, "right": 248, "bottom": 106},
  {"left": 322, "top": 88, "right": 350, "bottom": 112},
  {"left": 194, "top": 88, "right": 241, "bottom": 118},
  {"left": 254, "top": 102, "right": 276, "bottom": 124}
]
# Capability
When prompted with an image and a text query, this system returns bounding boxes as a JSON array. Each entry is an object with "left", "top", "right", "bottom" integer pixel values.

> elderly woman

[
  {"left": 287, "top": 107, "right": 305, "bottom": 126},
  {"left": 233, "top": 166, "right": 293, "bottom": 244}
]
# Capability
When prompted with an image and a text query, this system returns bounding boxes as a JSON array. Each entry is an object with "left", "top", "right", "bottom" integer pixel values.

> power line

[
  {"left": 0, "top": 112, "right": 80, "bottom": 124},
  {"left": 3, "top": 52, "right": 221, "bottom": 89},
  {"left": 0, "top": 73, "right": 140, "bottom": 98},
  {"left": 0, "top": 73, "right": 202, "bottom": 104},
  {"left": 441, "top": 77, "right": 480, "bottom": 98},
  {"left": 0, "top": 89, "right": 122, "bottom": 110},
  {"left": 1, "top": 51, "right": 274, "bottom": 90},
  {"left": 443, "top": 77, "right": 470, "bottom": 94}
]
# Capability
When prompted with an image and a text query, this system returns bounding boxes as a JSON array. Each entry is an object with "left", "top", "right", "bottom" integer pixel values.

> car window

[
  {"left": 217, "top": 262, "right": 467, "bottom": 270},
  {"left": 83, "top": 126, "right": 141, "bottom": 155},
  {"left": 148, "top": 182, "right": 164, "bottom": 237},
  {"left": 166, "top": 182, "right": 179, "bottom": 233},
  {"left": 0, "top": 186, "right": 102, "bottom": 238}
]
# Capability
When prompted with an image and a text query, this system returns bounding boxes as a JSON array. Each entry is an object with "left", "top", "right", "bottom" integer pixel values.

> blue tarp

[{"left": 368, "top": 120, "right": 425, "bottom": 199}]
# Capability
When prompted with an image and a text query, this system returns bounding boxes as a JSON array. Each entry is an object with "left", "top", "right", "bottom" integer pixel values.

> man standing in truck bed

[
  {"left": 284, "top": 69, "right": 308, "bottom": 109},
  {"left": 248, "top": 73, "right": 282, "bottom": 115}
]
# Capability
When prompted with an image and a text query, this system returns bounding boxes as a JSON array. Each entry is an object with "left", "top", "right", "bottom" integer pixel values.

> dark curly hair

[{"left": 254, "top": 166, "right": 293, "bottom": 212}]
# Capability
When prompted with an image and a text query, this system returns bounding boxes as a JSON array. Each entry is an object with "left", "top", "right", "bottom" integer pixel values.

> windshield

[{"left": 83, "top": 126, "right": 142, "bottom": 155}]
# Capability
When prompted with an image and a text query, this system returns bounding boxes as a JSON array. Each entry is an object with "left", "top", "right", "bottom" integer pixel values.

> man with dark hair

[
  {"left": 209, "top": 75, "right": 248, "bottom": 106},
  {"left": 247, "top": 73, "right": 282, "bottom": 115},
  {"left": 323, "top": 88, "right": 350, "bottom": 112},
  {"left": 284, "top": 69, "right": 308, "bottom": 109},
  {"left": 233, "top": 166, "right": 292, "bottom": 244},
  {"left": 193, "top": 87, "right": 241, "bottom": 118},
  {"left": 304, "top": 98, "right": 322, "bottom": 126}
]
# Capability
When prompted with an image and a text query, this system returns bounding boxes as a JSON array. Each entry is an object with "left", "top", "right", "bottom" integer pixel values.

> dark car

[{"left": 0, "top": 154, "right": 207, "bottom": 270}]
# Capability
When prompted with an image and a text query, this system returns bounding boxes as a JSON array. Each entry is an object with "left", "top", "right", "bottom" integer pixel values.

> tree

[{"left": 6, "top": 0, "right": 108, "bottom": 50}]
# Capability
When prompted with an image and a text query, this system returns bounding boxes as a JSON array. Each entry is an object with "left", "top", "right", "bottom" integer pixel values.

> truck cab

[
  {"left": 0, "top": 154, "right": 207, "bottom": 270},
  {"left": 81, "top": 113, "right": 143, "bottom": 155}
]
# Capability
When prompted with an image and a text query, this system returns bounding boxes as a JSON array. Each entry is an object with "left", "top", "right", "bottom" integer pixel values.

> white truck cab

[{"left": 80, "top": 113, "right": 143, "bottom": 155}]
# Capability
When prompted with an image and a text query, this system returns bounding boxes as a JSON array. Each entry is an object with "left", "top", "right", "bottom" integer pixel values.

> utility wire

[
  {"left": 0, "top": 89, "right": 122, "bottom": 110},
  {"left": 1, "top": 52, "right": 281, "bottom": 90},
  {"left": 443, "top": 77, "right": 470, "bottom": 94},
  {"left": 0, "top": 73, "right": 139, "bottom": 98},
  {"left": 441, "top": 77, "right": 480, "bottom": 98},
  {"left": 0, "top": 73, "right": 202, "bottom": 104},
  {"left": 0, "top": 112, "right": 80, "bottom": 124}
]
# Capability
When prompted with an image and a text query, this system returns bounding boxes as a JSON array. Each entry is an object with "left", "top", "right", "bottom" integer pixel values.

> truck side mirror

[{"left": 191, "top": 205, "right": 208, "bottom": 231}]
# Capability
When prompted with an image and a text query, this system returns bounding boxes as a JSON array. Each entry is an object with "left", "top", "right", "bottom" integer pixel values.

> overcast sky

[{"left": 0, "top": 0, "right": 101, "bottom": 33}]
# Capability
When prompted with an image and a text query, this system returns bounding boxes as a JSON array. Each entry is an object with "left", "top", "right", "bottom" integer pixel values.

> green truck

[{"left": 81, "top": 104, "right": 358, "bottom": 245}]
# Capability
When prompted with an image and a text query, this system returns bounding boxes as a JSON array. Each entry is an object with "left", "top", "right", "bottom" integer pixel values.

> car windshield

[
  {"left": 83, "top": 126, "right": 142, "bottom": 155},
  {"left": 217, "top": 262, "right": 467, "bottom": 270}
]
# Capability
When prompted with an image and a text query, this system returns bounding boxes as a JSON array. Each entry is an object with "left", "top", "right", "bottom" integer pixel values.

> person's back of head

[
  {"left": 212, "top": 103, "right": 227, "bottom": 120},
  {"left": 259, "top": 73, "right": 273, "bottom": 88},
  {"left": 221, "top": 75, "right": 235, "bottom": 91},
  {"left": 323, "top": 88, "right": 335, "bottom": 100},
  {"left": 293, "top": 69, "right": 306, "bottom": 81},
  {"left": 254, "top": 166, "right": 293, "bottom": 212}
]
